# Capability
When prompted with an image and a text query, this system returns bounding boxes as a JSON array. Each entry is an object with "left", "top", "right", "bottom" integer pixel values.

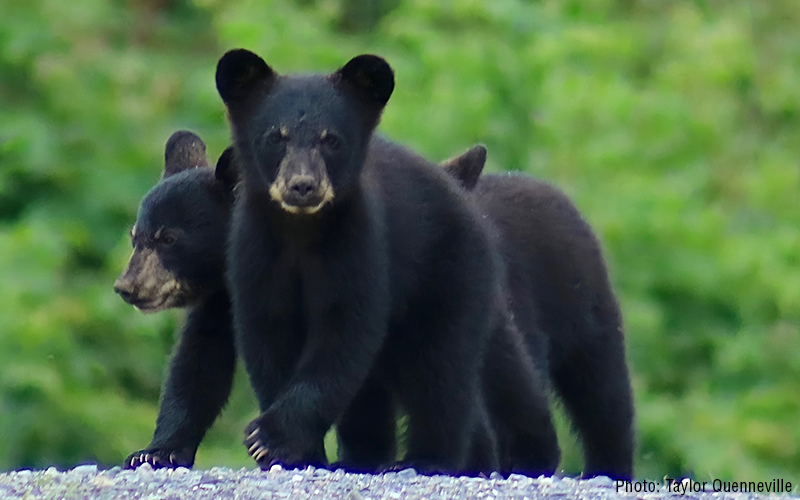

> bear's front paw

[
  {"left": 243, "top": 419, "right": 278, "bottom": 469},
  {"left": 124, "top": 447, "right": 195, "bottom": 470},
  {"left": 244, "top": 412, "right": 328, "bottom": 469}
]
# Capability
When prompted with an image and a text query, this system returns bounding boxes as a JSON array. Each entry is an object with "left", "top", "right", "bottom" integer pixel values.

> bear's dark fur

[
  {"left": 472, "top": 173, "right": 634, "bottom": 479},
  {"left": 114, "top": 132, "right": 238, "bottom": 469},
  {"left": 442, "top": 151, "right": 635, "bottom": 478},
  {"left": 216, "top": 50, "right": 505, "bottom": 474}
]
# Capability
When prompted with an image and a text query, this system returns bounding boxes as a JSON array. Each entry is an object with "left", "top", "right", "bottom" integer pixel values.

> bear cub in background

[
  {"left": 114, "top": 131, "right": 238, "bottom": 469},
  {"left": 445, "top": 163, "right": 635, "bottom": 479}
]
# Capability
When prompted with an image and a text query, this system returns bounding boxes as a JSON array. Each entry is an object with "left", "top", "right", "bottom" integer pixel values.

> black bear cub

[
  {"left": 216, "top": 50, "right": 503, "bottom": 473},
  {"left": 114, "top": 131, "right": 238, "bottom": 469},
  {"left": 449, "top": 165, "right": 635, "bottom": 479}
]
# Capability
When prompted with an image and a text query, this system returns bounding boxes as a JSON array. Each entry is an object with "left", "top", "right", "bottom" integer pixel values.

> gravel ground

[{"left": 1, "top": 465, "right": 797, "bottom": 500}]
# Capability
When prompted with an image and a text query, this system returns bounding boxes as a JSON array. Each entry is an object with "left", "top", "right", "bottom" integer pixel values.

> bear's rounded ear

[
  {"left": 215, "top": 146, "right": 239, "bottom": 192},
  {"left": 216, "top": 49, "right": 276, "bottom": 108},
  {"left": 335, "top": 54, "right": 395, "bottom": 106},
  {"left": 440, "top": 144, "right": 487, "bottom": 191},
  {"left": 164, "top": 130, "right": 209, "bottom": 178}
]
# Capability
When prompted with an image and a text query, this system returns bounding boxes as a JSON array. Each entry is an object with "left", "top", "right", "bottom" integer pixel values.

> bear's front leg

[
  {"left": 335, "top": 376, "right": 397, "bottom": 472},
  {"left": 125, "top": 290, "right": 236, "bottom": 470},
  {"left": 243, "top": 245, "right": 390, "bottom": 469}
]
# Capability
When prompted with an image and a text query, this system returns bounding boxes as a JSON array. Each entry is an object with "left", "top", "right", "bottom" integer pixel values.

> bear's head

[
  {"left": 215, "top": 49, "right": 394, "bottom": 215},
  {"left": 113, "top": 131, "right": 238, "bottom": 312}
]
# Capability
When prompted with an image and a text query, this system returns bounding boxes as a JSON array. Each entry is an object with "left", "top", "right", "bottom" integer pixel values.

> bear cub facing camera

[{"left": 216, "top": 50, "right": 506, "bottom": 474}]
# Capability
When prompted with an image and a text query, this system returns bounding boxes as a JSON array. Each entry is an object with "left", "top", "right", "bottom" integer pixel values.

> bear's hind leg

[
  {"left": 485, "top": 318, "right": 560, "bottom": 476},
  {"left": 550, "top": 318, "right": 634, "bottom": 480},
  {"left": 336, "top": 376, "right": 397, "bottom": 472}
]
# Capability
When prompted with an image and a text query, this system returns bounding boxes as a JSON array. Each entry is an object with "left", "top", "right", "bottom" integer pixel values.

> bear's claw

[
  {"left": 125, "top": 447, "right": 192, "bottom": 470},
  {"left": 243, "top": 423, "right": 276, "bottom": 467}
]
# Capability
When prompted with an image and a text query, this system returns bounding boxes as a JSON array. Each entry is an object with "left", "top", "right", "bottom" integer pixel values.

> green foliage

[{"left": 1, "top": 0, "right": 799, "bottom": 481}]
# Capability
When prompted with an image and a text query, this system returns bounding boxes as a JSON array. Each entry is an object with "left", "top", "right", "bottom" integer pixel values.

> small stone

[
  {"left": 313, "top": 468, "right": 331, "bottom": 477},
  {"left": 270, "top": 464, "right": 284, "bottom": 473},
  {"left": 71, "top": 464, "right": 98, "bottom": 475},
  {"left": 135, "top": 463, "right": 153, "bottom": 474},
  {"left": 172, "top": 467, "right": 189, "bottom": 477},
  {"left": 292, "top": 474, "right": 303, "bottom": 482},
  {"left": 585, "top": 475, "right": 613, "bottom": 488},
  {"left": 490, "top": 471, "right": 503, "bottom": 480},
  {"left": 397, "top": 468, "right": 417, "bottom": 479}
]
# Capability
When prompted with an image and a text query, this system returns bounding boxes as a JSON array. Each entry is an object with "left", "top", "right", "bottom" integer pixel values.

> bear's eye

[
  {"left": 158, "top": 233, "right": 177, "bottom": 246},
  {"left": 265, "top": 129, "right": 289, "bottom": 145},
  {"left": 320, "top": 133, "right": 341, "bottom": 151}
]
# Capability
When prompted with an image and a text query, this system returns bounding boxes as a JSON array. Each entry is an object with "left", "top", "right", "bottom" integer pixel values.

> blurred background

[{"left": 1, "top": 0, "right": 799, "bottom": 482}]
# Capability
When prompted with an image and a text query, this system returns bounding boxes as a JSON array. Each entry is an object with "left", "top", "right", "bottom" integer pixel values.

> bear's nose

[
  {"left": 114, "top": 277, "right": 137, "bottom": 303},
  {"left": 288, "top": 176, "right": 317, "bottom": 199}
]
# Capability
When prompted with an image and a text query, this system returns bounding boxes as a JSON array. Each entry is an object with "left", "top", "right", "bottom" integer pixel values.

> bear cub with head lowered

[{"left": 114, "top": 132, "right": 238, "bottom": 469}]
